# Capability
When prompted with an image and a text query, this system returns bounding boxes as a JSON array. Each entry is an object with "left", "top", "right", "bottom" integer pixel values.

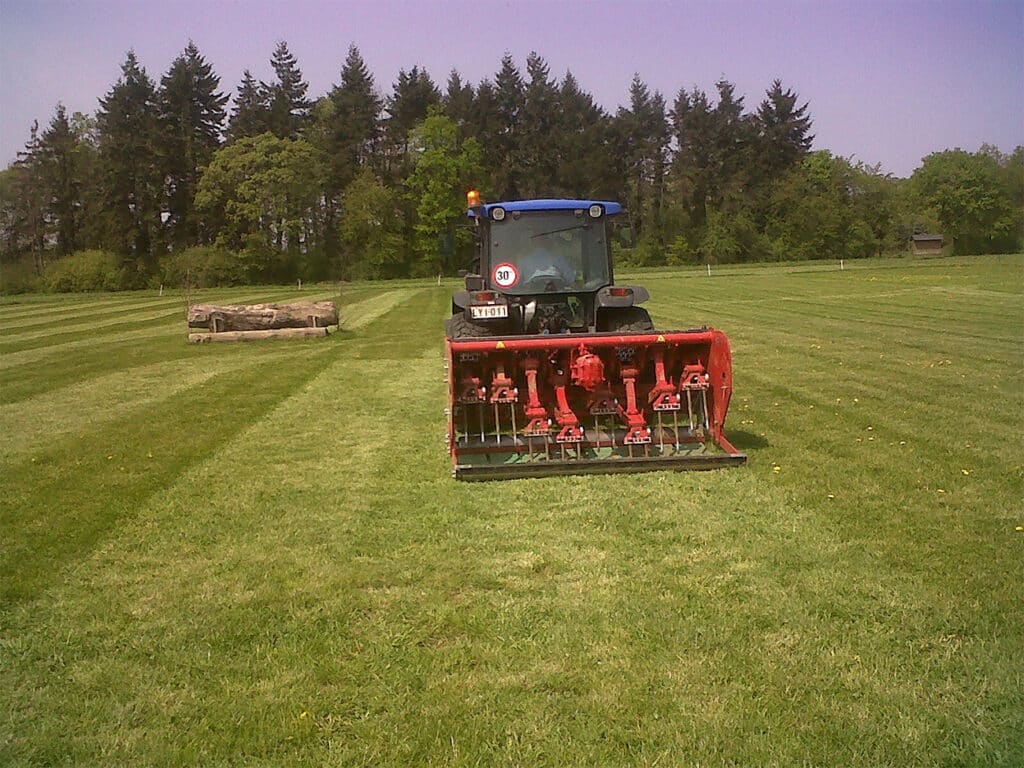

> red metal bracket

[
  {"left": 521, "top": 358, "right": 550, "bottom": 435},
  {"left": 621, "top": 365, "right": 651, "bottom": 444}
]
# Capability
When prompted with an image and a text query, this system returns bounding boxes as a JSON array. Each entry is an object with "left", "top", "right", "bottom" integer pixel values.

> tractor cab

[
  {"left": 453, "top": 195, "right": 646, "bottom": 335},
  {"left": 474, "top": 199, "right": 617, "bottom": 294}
]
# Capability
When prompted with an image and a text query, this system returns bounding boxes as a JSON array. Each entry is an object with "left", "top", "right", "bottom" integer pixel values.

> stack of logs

[{"left": 187, "top": 301, "right": 339, "bottom": 343}]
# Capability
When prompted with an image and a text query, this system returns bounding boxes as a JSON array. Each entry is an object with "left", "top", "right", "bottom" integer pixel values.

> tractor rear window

[{"left": 490, "top": 211, "right": 610, "bottom": 293}]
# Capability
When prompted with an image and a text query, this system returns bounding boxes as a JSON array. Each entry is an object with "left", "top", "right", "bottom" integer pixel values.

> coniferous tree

[
  {"left": 327, "top": 45, "right": 382, "bottom": 194},
  {"left": 158, "top": 41, "right": 228, "bottom": 248},
  {"left": 263, "top": 41, "right": 310, "bottom": 139},
  {"left": 37, "top": 104, "right": 83, "bottom": 255},
  {"left": 7, "top": 123, "right": 48, "bottom": 270},
  {"left": 519, "top": 52, "right": 559, "bottom": 197},
  {"left": 384, "top": 65, "right": 441, "bottom": 178},
  {"left": 468, "top": 78, "right": 500, "bottom": 198},
  {"left": 96, "top": 51, "right": 163, "bottom": 280},
  {"left": 555, "top": 71, "right": 617, "bottom": 199},
  {"left": 442, "top": 70, "right": 475, "bottom": 137},
  {"left": 616, "top": 75, "right": 669, "bottom": 253},
  {"left": 227, "top": 70, "right": 269, "bottom": 141},
  {"left": 755, "top": 79, "right": 814, "bottom": 176},
  {"left": 670, "top": 85, "right": 715, "bottom": 230},
  {"left": 322, "top": 45, "right": 383, "bottom": 272},
  {"left": 491, "top": 54, "right": 525, "bottom": 198}
]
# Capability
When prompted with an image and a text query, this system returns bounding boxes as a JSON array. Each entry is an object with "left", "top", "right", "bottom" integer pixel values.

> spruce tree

[
  {"left": 227, "top": 70, "right": 269, "bottom": 141},
  {"left": 755, "top": 79, "right": 814, "bottom": 175},
  {"left": 96, "top": 51, "right": 163, "bottom": 279},
  {"left": 616, "top": 75, "right": 669, "bottom": 249},
  {"left": 519, "top": 52, "right": 559, "bottom": 197},
  {"left": 327, "top": 45, "right": 382, "bottom": 193},
  {"left": 442, "top": 70, "right": 474, "bottom": 136},
  {"left": 38, "top": 104, "right": 83, "bottom": 255},
  {"left": 555, "top": 71, "right": 617, "bottom": 198},
  {"left": 158, "top": 41, "right": 228, "bottom": 247},
  {"left": 384, "top": 65, "right": 441, "bottom": 178},
  {"left": 264, "top": 41, "right": 310, "bottom": 139},
  {"left": 491, "top": 54, "right": 525, "bottom": 198},
  {"left": 9, "top": 122, "right": 48, "bottom": 269}
]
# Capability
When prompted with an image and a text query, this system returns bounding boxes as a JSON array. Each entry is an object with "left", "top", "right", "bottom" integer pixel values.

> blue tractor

[{"left": 444, "top": 193, "right": 745, "bottom": 479}]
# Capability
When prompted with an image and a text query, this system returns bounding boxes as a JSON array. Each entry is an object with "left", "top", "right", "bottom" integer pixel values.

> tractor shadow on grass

[{"left": 726, "top": 429, "right": 770, "bottom": 452}]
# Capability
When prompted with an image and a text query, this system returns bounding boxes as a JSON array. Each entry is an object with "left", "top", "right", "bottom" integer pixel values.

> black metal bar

[{"left": 454, "top": 451, "right": 748, "bottom": 481}]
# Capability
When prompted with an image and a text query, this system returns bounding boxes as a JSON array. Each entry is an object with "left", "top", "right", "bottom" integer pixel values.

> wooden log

[
  {"left": 187, "top": 301, "right": 338, "bottom": 332},
  {"left": 188, "top": 327, "right": 330, "bottom": 343}
]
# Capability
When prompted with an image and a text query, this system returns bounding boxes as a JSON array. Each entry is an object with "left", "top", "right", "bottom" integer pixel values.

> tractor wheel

[
  {"left": 445, "top": 313, "right": 493, "bottom": 339},
  {"left": 597, "top": 307, "right": 655, "bottom": 333}
]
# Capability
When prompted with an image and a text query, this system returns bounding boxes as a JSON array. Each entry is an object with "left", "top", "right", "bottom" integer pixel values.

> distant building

[{"left": 910, "top": 233, "right": 944, "bottom": 255}]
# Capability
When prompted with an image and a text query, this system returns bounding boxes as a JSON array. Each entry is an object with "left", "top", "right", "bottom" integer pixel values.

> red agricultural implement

[{"left": 445, "top": 195, "right": 746, "bottom": 480}]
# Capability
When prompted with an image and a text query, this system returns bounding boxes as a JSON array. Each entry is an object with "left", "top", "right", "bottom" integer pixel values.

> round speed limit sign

[{"left": 492, "top": 262, "right": 519, "bottom": 289}]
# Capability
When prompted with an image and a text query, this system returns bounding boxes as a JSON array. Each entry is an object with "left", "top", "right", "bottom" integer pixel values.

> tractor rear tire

[
  {"left": 445, "top": 314, "right": 494, "bottom": 339},
  {"left": 598, "top": 307, "right": 655, "bottom": 333}
]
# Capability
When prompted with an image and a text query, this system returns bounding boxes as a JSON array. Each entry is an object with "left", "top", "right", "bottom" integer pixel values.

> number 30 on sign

[{"left": 492, "top": 263, "right": 519, "bottom": 288}]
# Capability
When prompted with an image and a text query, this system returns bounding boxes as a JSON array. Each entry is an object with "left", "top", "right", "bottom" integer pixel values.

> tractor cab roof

[{"left": 468, "top": 199, "right": 623, "bottom": 218}]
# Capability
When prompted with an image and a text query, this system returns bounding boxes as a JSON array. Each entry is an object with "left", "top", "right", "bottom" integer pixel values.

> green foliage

[
  {"left": 911, "top": 149, "right": 1020, "bottom": 253},
  {"left": 700, "top": 207, "right": 742, "bottom": 263},
  {"left": 339, "top": 167, "right": 405, "bottom": 279},
  {"left": 42, "top": 249, "right": 125, "bottom": 292},
  {"left": 158, "top": 246, "right": 247, "bottom": 287},
  {"left": 195, "top": 133, "right": 326, "bottom": 282},
  {"left": 405, "top": 111, "right": 484, "bottom": 275},
  {"left": 0, "top": 253, "right": 43, "bottom": 293},
  {"left": 665, "top": 233, "right": 697, "bottom": 265}
]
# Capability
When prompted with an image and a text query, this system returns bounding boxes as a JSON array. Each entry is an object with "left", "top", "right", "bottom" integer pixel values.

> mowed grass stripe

[
  {"left": 0, "top": 296, "right": 190, "bottom": 332},
  {"left": 1, "top": 355, "right": 263, "bottom": 462},
  {"left": 0, "top": 345, "right": 341, "bottom": 606},
  {"left": 342, "top": 287, "right": 426, "bottom": 331},
  {"left": 1, "top": 333, "right": 211, "bottom": 404},
  {"left": 1, "top": 311, "right": 185, "bottom": 353}
]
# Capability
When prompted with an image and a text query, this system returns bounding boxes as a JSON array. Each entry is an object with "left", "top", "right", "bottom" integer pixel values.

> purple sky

[{"left": 1, "top": 0, "right": 1021, "bottom": 177}]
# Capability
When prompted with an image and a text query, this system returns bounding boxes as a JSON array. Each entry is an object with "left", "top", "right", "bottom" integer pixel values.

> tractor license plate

[{"left": 470, "top": 304, "right": 508, "bottom": 320}]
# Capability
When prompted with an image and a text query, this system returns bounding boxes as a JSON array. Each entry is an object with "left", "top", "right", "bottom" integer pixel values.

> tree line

[{"left": 1, "top": 42, "right": 1021, "bottom": 292}]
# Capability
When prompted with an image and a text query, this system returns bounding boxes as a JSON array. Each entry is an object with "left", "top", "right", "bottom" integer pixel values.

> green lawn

[{"left": 1, "top": 256, "right": 1022, "bottom": 766}]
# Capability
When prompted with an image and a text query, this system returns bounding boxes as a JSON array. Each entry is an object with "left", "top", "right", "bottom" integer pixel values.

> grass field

[{"left": 1, "top": 255, "right": 1022, "bottom": 766}]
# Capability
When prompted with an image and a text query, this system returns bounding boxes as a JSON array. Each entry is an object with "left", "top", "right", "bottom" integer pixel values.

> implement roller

[{"left": 445, "top": 194, "right": 746, "bottom": 480}]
